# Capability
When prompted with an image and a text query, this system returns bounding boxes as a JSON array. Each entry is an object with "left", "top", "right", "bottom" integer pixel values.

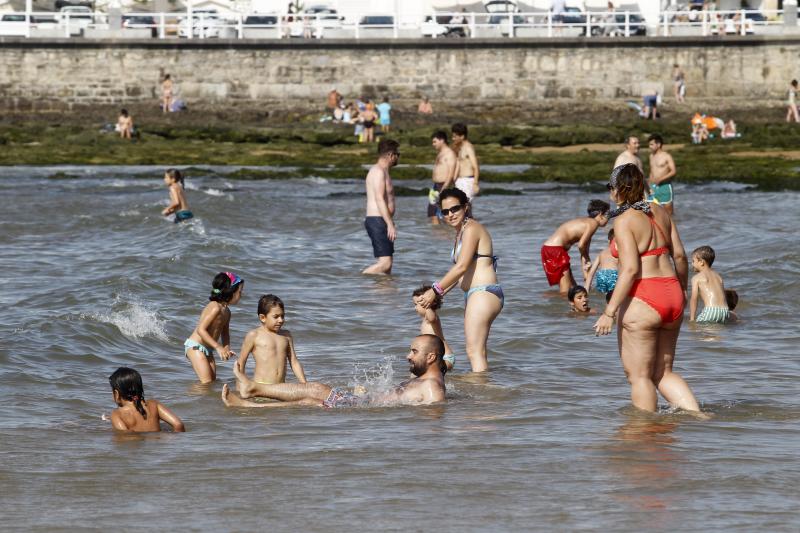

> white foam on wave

[
  {"left": 306, "top": 176, "right": 329, "bottom": 185},
  {"left": 89, "top": 294, "right": 168, "bottom": 341},
  {"left": 349, "top": 355, "right": 397, "bottom": 403}
]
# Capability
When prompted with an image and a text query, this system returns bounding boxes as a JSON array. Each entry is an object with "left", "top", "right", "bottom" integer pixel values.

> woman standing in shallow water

[
  {"left": 594, "top": 164, "right": 702, "bottom": 414},
  {"left": 418, "top": 188, "right": 503, "bottom": 372}
]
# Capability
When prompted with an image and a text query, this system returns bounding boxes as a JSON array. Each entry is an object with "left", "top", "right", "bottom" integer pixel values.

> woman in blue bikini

[{"left": 418, "top": 188, "right": 503, "bottom": 372}]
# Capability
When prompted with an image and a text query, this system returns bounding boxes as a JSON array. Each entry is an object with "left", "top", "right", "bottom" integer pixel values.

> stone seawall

[{"left": 0, "top": 36, "right": 795, "bottom": 110}]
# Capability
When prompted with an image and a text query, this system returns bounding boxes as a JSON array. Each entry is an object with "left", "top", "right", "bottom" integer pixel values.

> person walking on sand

[
  {"left": 614, "top": 136, "right": 643, "bottom": 172},
  {"left": 161, "top": 74, "right": 173, "bottom": 114},
  {"left": 594, "top": 164, "right": 703, "bottom": 416},
  {"left": 362, "top": 139, "right": 399, "bottom": 275},
  {"left": 673, "top": 64, "right": 686, "bottom": 103},
  {"left": 429, "top": 130, "right": 456, "bottom": 224},
  {"left": 787, "top": 80, "right": 799, "bottom": 123},
  {"left": 647, "top": 134, "right": 677, "bottom": 216},
  {"left": 452, "top": 123, "right": 480, "bottom": 201}
]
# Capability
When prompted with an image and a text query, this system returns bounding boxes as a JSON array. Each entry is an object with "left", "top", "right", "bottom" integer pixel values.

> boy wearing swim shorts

[
  {"left": 237, "top": 295, "right": 307, "bottom": 385},
  {"left": 647, "top": 134, "right": 677, "bottom": 215},
  {"left": 541, "top": 200, "right": 610, "bottom": 296},
  {"left": 362, "top": 139, "right": 399, "bottom": 275},
  {"left": 690, "top": 245, "right": 731, "bottom": 323},
  {"left": 451, "top": 123, "right": 480, "bottom": 201}
]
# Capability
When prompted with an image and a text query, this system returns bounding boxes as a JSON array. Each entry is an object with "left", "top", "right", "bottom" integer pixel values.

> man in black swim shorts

[{"left": 362, "top": 139, "right": 399, "bottom": 275}]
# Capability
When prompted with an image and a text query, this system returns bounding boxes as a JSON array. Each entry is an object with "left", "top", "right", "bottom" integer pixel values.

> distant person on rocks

[
  {"left": 642, "top": 91, "right": 659, "bottom": 120},
  {"left": 452, "top": 123, "right": 480, "bottom": 201},
  {"left": 721, "top": 119, "right": 738, "bottom": 139},
  {"left": 116, "top": 108, "right": 133, "bottom": 139},
  {"left": 418, "top": 96, "right": 433, "bottom": 114},
  {"left": 647, "top": 134, "right": 677, "bottom": 215},
  {"left": 161, "top": 74, "right": 173, "bottom": 114},
  {"left": 541, "top": 200, "right": 611, "bottom": 295},
  {"left": 787, "top": 79, "right": 799, "bottom": 123},
  {"left": 362, "top": 102, "right": 378, "bottom": 143},
  {"left": 161, "top": 168, "right": 193, "bottom": 223},
  {"left": 614, "top": 136, "right": 643, "bottom": 172},
  {"left": 327, "top": 88, "right": 341, "bottom": 112},
  {"left": 362, "top": 139, "right": 399, "bottom": 275},
  {"left": 377, "top": 96, "right": 392, "bottom": 133},
  {"left": 221, "top": 335, "right": 446, "bottom": 408},
  {"left": 690, "top": 246, "right": 731, "bottom": 323},
  {"left": 429, "top": 130, "right": 456, "bottom": 224},
  {"left": 673, "top": 64, "right": 686, "bottom": 103}
]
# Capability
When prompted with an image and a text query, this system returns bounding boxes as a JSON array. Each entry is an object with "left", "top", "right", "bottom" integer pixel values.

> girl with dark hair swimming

[
  {"left": 594, "top": 164, "right": 703, "bottom": 415},
  {"left": 108, "top": 367, "right": 185, "bottom": 432},
  {"left": 184, "top": 272, "right": 244, "bottom": 383},
  {"left": 417, "top": 188, "right": 502, "bottom": 372}
]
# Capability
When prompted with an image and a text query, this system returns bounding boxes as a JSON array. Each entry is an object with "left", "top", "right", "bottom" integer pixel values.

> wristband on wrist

[
  {"left": 603, "top": 309, "right": 616, "bottom": 319},
  {"left": 432, "top": 282, "right": 444, "bottom": 296}
]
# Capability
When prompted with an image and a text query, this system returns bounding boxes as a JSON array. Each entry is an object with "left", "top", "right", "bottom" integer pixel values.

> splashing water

[
  {"left": 89, "top": 294, "right": 168, "bottom": 341},
  {"left": 349, "top": 356, "right": 397, "bottom": 402}
]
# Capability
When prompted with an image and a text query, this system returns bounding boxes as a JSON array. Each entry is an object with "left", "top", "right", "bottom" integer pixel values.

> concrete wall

[{"left": 0, "top": 36, "right": 795, "bottom": 110}]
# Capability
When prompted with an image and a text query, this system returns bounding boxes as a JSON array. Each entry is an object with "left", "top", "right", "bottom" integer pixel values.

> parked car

[
  {"left": 122, "top": 14, "right": 157, "bottom": 37},
  {"left": 59, "top": 6, "right": 95, "bottom": 30},
  {"left": 359, "top": 15, "right": 394, "bottom": 27},
  {"left": 560, "top": 6, "right": 586, "bottom": 25},
  {"left": 488, "top": 14, "right": 527, "bottom": 26},
  {"left": 243, "top": 15, "right": 278, "bottom": 26},
  {"left": 304, "top": 5, "right": 342, "bottom": 29},
  {"left": 0, "top": 13, "right": 27, "bottom": 36},
  {"left": 178, "top": 9, "right": 223, "bottom": 38},
  {"left": 590, "top": 13, "right": 647, "bottom": 36}
]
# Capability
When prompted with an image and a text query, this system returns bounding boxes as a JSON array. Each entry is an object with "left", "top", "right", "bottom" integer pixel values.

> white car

[
  {"left": 178, "top": 10, "right": 223, "bottom": 38},
  {"left": 0, "top": 13, "right": 27, "bottom": 36},
  {"left": 59, "top": 6, "right": 94, "bottom": 28}
]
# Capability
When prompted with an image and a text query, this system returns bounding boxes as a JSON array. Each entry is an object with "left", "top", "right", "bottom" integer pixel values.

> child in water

[
  {"left": 161, "top": 169, "right": 193, "bottom": 223},
  {"left": 413, "top": 285, "right": 454, "bottom": 371},
  {"left": 237, "top": 294, "right": 307, "bottom": 386},
  {"left": 568, "top": 285, "right": 592, "bottom": 314},
  {"left": 586, "top": 228, "right": 618, "bottom": 303},
  {"left": 690, "top": 246, "right": 731, "bottom": 323},
  {"left": 185, "top": 272, "right": 243, "bottom": 383},
  {"left": 107, "top": 367, "right": 185, "bottom": 432}
]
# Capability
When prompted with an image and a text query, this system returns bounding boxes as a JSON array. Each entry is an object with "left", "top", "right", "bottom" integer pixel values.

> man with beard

[
  {"left": 221, "top": 335, "right": 447, "bottom": 408},
  {"left": 362, "top": 138, "right": 399, "bottom": 275},
  {"left": 613, "top": 136, "right": 643, "bottom": 172}
]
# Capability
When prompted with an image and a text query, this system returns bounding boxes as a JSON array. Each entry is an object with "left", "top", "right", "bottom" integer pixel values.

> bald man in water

[
  {"left": 614, "top": 136, "right": 643, "bottom": 172},
  {"left": 222, "top": 335, "right": 446, "bottom": 408}
]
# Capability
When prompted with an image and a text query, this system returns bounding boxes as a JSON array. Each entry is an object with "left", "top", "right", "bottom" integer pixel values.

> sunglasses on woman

[{"left": 440, "top": 204, "right": 464, "bottom": 217}]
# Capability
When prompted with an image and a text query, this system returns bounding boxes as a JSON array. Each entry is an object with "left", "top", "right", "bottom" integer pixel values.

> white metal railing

[{"left": 0, "top": 9, "right": 790, "bottom": 40}]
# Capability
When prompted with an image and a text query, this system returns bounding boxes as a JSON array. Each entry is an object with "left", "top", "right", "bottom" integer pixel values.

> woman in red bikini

[{"left": 594, "top": 164, "right": 702, "bottom": 414}]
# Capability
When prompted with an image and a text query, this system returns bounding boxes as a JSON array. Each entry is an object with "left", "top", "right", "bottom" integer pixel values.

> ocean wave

[{"left": 87, "top": 294, "right": 168, "bottom": 341}]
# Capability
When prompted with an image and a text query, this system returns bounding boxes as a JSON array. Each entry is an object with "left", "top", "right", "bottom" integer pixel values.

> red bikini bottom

[{"left": 629, "top": 277, "right": 684, "bottom": 323}]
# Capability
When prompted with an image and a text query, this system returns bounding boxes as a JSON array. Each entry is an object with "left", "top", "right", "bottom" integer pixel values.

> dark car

[
  {"left": 359, "top": 15, "right": 393, "bottom": 26},
  {"left": 122, "top": 14, "right": 157, "bottom": 37},
  {"left": 560, "top": 6, "right": 586, "bottom": 25},
  {"left": 55, "top": 0, "right": 93, "bottom": 10},
  {"left": 243, "top": 15, "right": 278, "bottom": 26},
  {"left": 488, "top": 14, "right": 527, "bottom": 25}
]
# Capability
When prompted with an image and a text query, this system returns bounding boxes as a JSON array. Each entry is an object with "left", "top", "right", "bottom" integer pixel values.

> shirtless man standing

[
  {"left": 362, "top": 139, "right": 399, "bottom": 275},
  {"left": 221, "top": 334, "right": 447, "bottom": 408},
  {"left": 429, "top": 130, "right": 456, "bottom": 224},
  {"left": 613, "top": 136, "right": 643, "bottom": 172},
  {"left": 451, "top": 123, "right": 480, "bottom": 201},
  {"left": 541, "top": 200, "right": 610, "bottom": 296},
  {"left": 647, "top": 134, "right": 676, "bottom": 215}
]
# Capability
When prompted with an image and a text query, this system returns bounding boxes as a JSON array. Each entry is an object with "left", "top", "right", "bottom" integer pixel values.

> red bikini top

[{"left": 610, "top": 214, "right": 670, "bottom": 259}]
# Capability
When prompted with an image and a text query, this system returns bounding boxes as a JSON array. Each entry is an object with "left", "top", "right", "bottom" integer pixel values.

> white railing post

[
  {"left": 701, "top": 9, "right": 707, "bottom": 36},
  {"left": 625, "top": 11, "right": 630, "bottom": 37},
  {"left": 740, "top": 9, "right": 746, "bottom": 35},
  {"left": 187, "top": 3, "right": 192, "bottom": 40},
  {"left": 237, "top": 13, "right": 243, "bottom": 39},
  {"left": 199, "top": 13, "right": 205, "bottom": 39},
  {"left": 393, "top": 16, "right": 398, "bottom": 38},
  {"left": 276, "top": 13, "right": 282, "bottom": 38},
  {"left": 663, "top": 11, "right": 668, "bottom": 36},
  {"left": 159, "top": 12, "right": 165, "bottom": 39},
  {"left": 586, "top": 11, "right": 591, "bottom": 37},
  {"left": 355, "top": 14, "right": 359, "bottom": 39},
  {"left": 64, "top": 12, "right": 70, "bottom": 37},
  {"left": 547, "top": 11, "right": 552, "bottom": 37},
  {"left": 469, "top": 12, "right": 475, "bottom": 37}
]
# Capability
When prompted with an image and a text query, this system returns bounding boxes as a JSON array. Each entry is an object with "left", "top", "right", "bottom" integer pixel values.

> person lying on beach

[
  {"left": 541, "top": 200, "right": 610, "bottom": 296},
  {"left": 221, "top": 334, "right": 446, "bottom": 408},
  {"left": 161, "top": 169, "right": 193, "bottom": 222},
  {"left": 184, "top": 272, "right": 243, "bottom": 383},
  {"left": 690, "top": 246, "right": 731, "bottom": 323},
  {"left": 568, "top": 285, "right": 592, "bottom": 314},
  {"left": 107, "top": 367, "right": 185, "bottom": 432},
  {"left": 586, "top": 228, "right": 618, "bottom": 303},
  {"left": 413, "top": 285, "right": 455, "bottom": 371},
  {"left": 237, "top": 294, "right": 307, "bottom": 385}
]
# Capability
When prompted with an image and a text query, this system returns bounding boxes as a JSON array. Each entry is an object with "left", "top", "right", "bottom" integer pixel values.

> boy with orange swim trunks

[{"left": 541, "top": 200, "right": 610, "bottom": 296}]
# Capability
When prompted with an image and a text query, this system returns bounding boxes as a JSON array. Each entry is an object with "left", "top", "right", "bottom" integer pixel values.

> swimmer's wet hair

[
  {"left": 692, "top": 245, "right": 715, "bottom": 266},
  {"left": 725, "top": 289, "right": 738, "bottom": 310},
  {"left": 451, "top": 122, "right": 468, "bottom": 137},
  {"left": 378, "top": 138, "right": 400, "bottom": 157},
  {"left": 648, "top": 133, "right": 664, "bottom": 145},
  {"left": 607, "top": 228, "right": 615, "bottom": 241},
  {"left": 432, "top": 130, "right": 448, "bottom": 143},
  {"left": 414, "top": 285, "right": 442, "bottom": 311},
  {"left": 166, "top": 168, "right": 184, "bottom": 188},
  {"left": 438, "top": 187, "right": 469, "bottom": 207},
  {"left": 109, "top": 367, "right": 147, "bottom": 419},
  {"left": 209, "top": 272, "right": 243, "bottom": 303},
  {"left": 258, "top": 294, "right": 284, "bottom": 316},
  {"left": 610, "top": 164, "right": 646, "bottom": 206},
  {"left": 587, "top": 199, "right": 610, "bottom": 218},
  {"left": 568, "top": 285, "right": 588, "bottom": 302}
]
